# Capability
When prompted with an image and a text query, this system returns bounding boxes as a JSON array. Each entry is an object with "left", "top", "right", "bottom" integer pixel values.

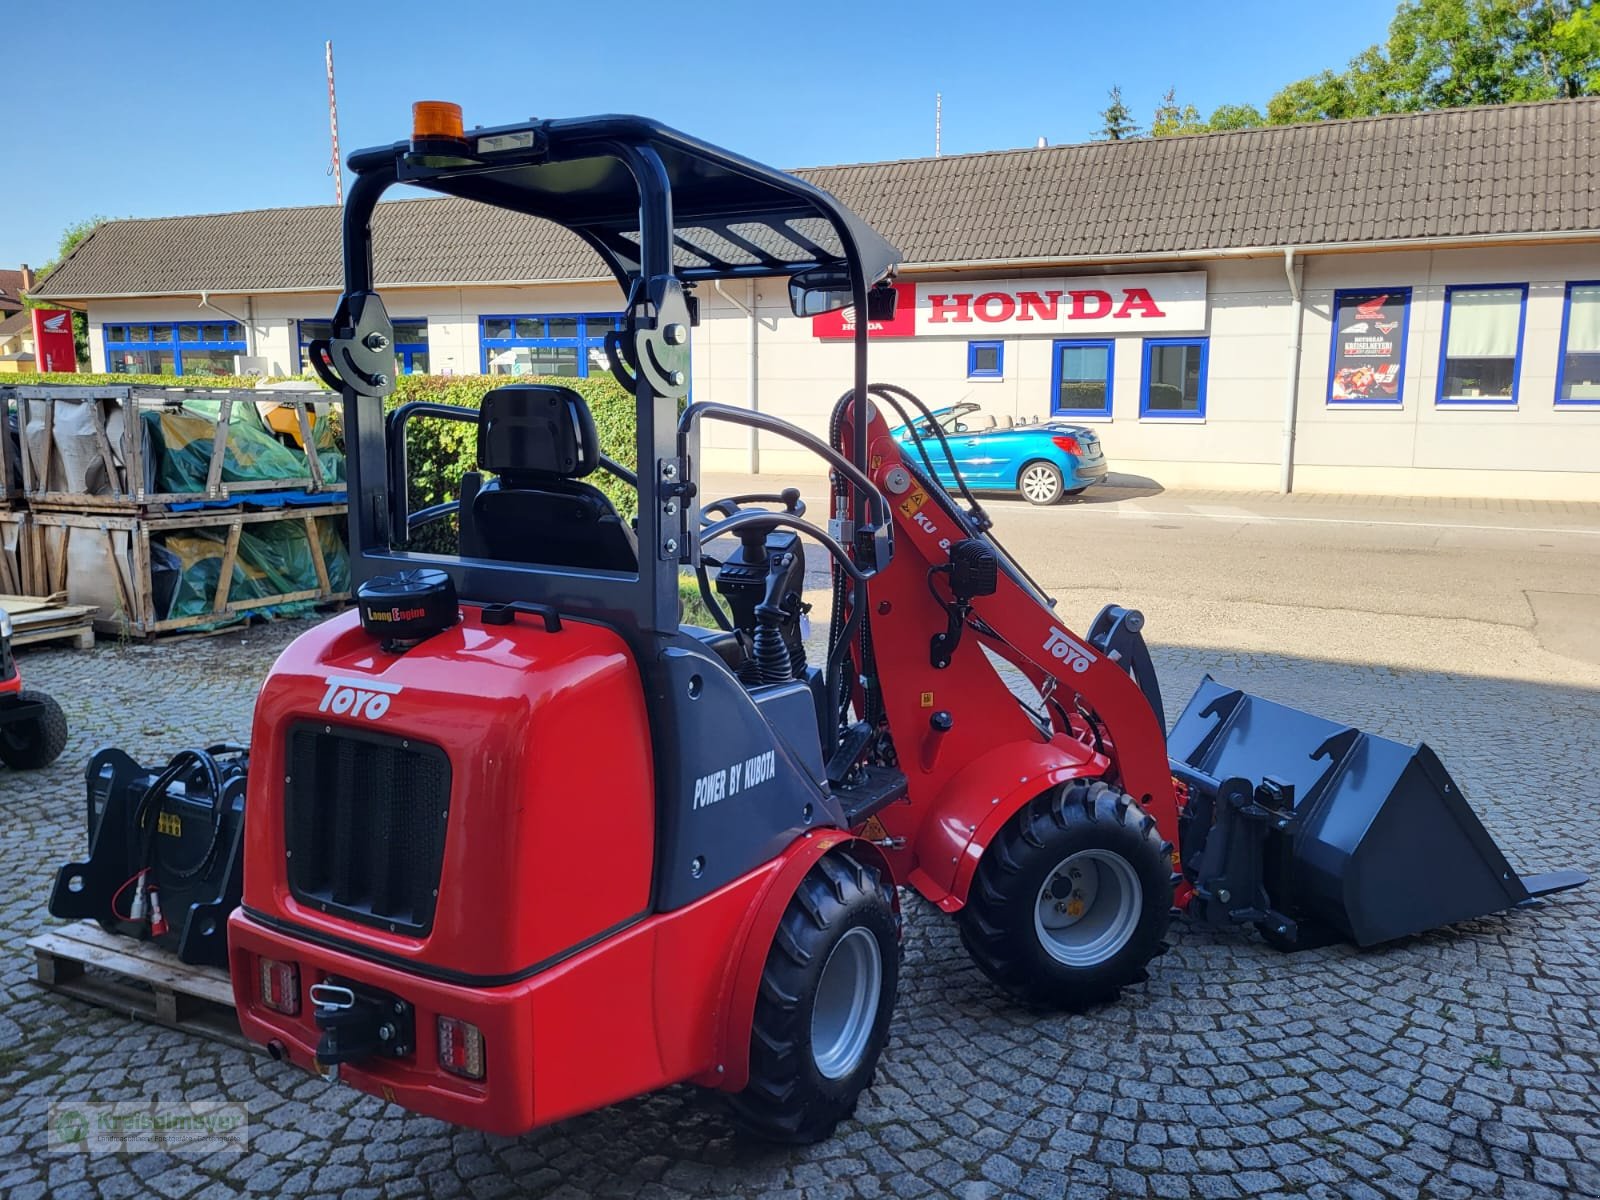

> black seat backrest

[{"left": 458, "top": 385, "right": 638, "bottom": 573}]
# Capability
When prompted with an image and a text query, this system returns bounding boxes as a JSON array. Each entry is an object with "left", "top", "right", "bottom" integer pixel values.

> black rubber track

[
  {"left": 957, "top": 780, "right": 1173, "bottom": 1010},
  {"left": 0, "top": 690, "right": 69, "bottom": 770},
  {"left": 727, "top": 850, "right": 901, "bottom": 1144}
]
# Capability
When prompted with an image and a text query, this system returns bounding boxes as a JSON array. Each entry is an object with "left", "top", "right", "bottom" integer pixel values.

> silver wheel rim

[
  {"left": 811, "top": 926, "right": 883, "bottom": 1080},
  {"left": 1033, "top": 849, "right": 1143, "bottom": 967},
  {"left": 1021, "top": 465, "right": 1060, "bottom": 503}
]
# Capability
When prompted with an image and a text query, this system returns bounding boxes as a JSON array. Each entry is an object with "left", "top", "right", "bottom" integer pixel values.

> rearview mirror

[
  {"left": 789, "top": 270, "right": 902, "bottom": 323},
  {"left": 789, "top": 266, "right": 853, "bottom": 318}
]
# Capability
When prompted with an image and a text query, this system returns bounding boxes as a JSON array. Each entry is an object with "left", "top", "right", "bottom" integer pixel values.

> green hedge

[
  {"left": 381, "top": 374, "right": 638, "bottom": 526},
  {"left": 2, "top": 370, "right": 266, "bottom": 389}
]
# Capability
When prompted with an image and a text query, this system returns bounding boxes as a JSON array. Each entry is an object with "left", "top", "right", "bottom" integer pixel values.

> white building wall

[{"left": 76, "top": 239, "right": 1600, "bottom": 500}]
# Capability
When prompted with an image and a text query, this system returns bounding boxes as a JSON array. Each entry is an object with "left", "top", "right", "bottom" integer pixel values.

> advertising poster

[
  {"left": 1329, "top": 288, "right": 1409, "bottom": 403},
  {"left": 31, "top": 309, "right": 79, "bottom": 373}
]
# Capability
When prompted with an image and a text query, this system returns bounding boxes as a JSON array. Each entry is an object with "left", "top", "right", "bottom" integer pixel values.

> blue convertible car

[{"left": 891, "top": 402, "right": 1109, "bottom": 505}]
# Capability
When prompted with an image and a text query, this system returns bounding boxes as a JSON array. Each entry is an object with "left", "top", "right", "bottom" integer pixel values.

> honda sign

[{"left": 31, "top": 309, "right": 78, "bottom": 373}]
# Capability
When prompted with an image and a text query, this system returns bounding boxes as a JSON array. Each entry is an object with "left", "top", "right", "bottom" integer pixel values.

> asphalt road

[{"left": 699, "top": 474, "right": 1600, "bottom": 688}]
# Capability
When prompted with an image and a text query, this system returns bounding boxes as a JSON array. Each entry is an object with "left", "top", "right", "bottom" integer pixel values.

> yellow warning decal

[
  {"left": 897, "top": 487, "right": 928, "bottom": 517},
  {"left": 859, "top": 816, "right": 890, "bottom": 841},
  {"left": 919, "top": 691, "right": 935, "bottom": 708},
  {"left": 158, "top": 812, "right": 182, "bottom": 838},
  {"left": 870, "top": 453, "right": 884, "bottom": 472}
]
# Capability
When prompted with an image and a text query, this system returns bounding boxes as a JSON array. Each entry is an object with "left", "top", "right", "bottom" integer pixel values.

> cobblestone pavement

[{"left": 1, "top": 618, "right": 1597, "bottom": 1200}]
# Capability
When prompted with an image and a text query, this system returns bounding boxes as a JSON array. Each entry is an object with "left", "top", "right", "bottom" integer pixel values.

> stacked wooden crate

[
  {"left": 3, "top": 385, "right": 349, "bottom": 637},
  {"left": 1, "top": 400, "right": 35, "bottom": 597}
]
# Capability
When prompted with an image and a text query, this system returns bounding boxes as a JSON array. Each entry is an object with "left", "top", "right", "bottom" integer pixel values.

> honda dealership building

[{"left": 31, "top": 98, "right": 1600, "bottom": 500}]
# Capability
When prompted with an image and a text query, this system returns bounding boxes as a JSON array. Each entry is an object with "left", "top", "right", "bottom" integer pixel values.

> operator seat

[{"left": 458, "top": 384, "right": 638, "bottom": 573}]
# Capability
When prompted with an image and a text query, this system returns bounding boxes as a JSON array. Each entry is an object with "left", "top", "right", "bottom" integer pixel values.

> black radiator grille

[{"left": 285, "top": 723, "right": 452, "bottom": 935}]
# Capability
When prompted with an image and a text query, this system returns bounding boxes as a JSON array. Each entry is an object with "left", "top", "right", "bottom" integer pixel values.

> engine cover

[{"left": 242, "top": 605, "right": 654, "bottom": 979}]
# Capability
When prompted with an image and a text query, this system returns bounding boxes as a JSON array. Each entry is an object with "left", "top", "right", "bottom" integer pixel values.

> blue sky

[{"left": 2, "top": 0, "right": 1398, "bottom": 270}]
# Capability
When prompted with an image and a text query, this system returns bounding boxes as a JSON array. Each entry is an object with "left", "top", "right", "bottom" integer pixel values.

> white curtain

[
  {"left": 1446, "top": 288, "right": 1521, "bottom": 358},
  {"left": 1567, "top": 285, "right": 1600, "bottom": 355}
]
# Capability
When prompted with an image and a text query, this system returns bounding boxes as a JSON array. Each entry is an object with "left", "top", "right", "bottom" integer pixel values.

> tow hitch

[{"left": 311, "top": 980, "right": 415, "bottom": 1072}]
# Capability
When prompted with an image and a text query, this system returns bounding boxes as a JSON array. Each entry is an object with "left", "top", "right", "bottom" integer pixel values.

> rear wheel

[
  {"left": 728, "top": 851, "right": 900, "bottom": 1144},
  {"left": 1018, "top": 461, "right": 1066, "bottom": 506},
  {"left": 0, "top": 690, "right": 69, "bottom": 770},
  {"left": 958, "top": 782, "right": 1172, "bottom": 1009}
]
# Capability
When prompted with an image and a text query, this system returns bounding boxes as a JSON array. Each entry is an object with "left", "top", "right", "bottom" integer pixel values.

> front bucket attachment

[{"left": 1168, "top": 675, "right": 1586, "bottom": 948}]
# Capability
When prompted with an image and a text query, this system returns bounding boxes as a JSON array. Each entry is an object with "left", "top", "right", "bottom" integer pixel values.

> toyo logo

[
  {"left": 318, "top": 676, "right": 401, "bottom": 721},
  {"left": 1042, "top": 627, "right": 1095, "bottom": 674}
]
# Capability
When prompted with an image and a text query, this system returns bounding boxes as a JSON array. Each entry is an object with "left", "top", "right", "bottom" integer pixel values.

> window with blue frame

[
  {"left": 480, "top": 313, "right": 623, "bottom": 377},
  {"left": 299, "top": 319, "right": 429, "bottom": 374},
  {"left": 1051, "top": 339, "right": 1114, "bottom": 416},
  {"left": 103, "top": 321, "right": 245, "bottom": 376},
  {"left": 1437, "top": 284, "right": 1526, "bottom": 404},
  {"left": 1140, "top": 338, "right": 1207, "bottom": 418},
  {"left": 1556, "top": 282, "right": 1600, "bottom": 406},
  {"left": 967, "top": 340, "right": 1003, "bottom": 379}
]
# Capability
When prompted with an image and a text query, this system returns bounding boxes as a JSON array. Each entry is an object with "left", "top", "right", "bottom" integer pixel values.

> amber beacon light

[{"left": 412, "top": 101, "right": 465, "bottom": 143}]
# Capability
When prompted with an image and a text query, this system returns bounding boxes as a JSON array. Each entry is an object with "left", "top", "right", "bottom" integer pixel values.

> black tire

[
  {"left": 0, "top": 690, "right": 69, "bottom": 770},
  {"left": 958, "top": 781, "right": 1172, "bottom": 1010},
  {"left": 1017, "top": 461, "right": 1066, "bottom": 506},
  {"left": 728, "top": 850, "right": 901, "bottom": 1144}
]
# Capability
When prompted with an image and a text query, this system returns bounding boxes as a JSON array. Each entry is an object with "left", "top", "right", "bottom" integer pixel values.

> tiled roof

[
  {"left": 0, "top": 309, "right": 31, "bottom": 338},
  {"left": 32, "top": 98, "right": 1600, "bottom": 301},
  {"left": 0, "top": 269, "right": 26, "bottom": 310}
]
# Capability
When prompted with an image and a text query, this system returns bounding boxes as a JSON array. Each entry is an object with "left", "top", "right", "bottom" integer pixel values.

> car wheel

[{"left": 1018, "top": 461, "right": 1065, "bottom": 506}]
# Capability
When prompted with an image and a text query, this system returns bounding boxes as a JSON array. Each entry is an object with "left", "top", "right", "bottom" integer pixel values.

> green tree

[
  {"left": 1267, "top": 0, "right": 1600, "bottom": 123},
  {"left": 25, "top": 216, "right": 105, "bottom": 368},
  {"left": 1151, "top": 87, "right": 1208, "bottom": 137},
  {"left": 1206, "top": 102, "right": 1267, "bottom": 131},
  {"left": 1096, "top": 86, "right": 1141, "bottom": 140}
]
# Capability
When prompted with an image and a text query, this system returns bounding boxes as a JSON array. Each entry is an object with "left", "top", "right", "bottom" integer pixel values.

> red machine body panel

[
  {"left": 231, "top": 827, "right": 885, "bottom": 1134},
  {"left": 836, "top": 403, "right": 1187, "bottom": 909},
  {"left": 231, "top": 604, "right": 893, "bottom": 1133},
  {"left": 240, "top": 607, "right": 654, "bottom": 981}
]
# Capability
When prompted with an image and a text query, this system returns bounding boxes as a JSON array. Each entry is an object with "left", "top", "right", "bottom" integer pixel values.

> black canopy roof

[{"left": 347, "top": 114, "right": 903, "bottom": 288}]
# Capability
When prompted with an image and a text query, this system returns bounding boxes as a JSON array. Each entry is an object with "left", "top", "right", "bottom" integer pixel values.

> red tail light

[
  {"left": 438, "top": 1016, "right": 486, "bottom": 1080},
  {"left": 258, "top": 958, "right": 300, "bottom": 1015},
  {"left": 1051, "top": 435, "right": 1083, "bottom": 455}
]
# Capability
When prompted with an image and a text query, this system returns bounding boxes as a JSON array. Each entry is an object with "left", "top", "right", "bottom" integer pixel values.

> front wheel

[
  {"left": 958, "top": 782, "right": 1172, "bottom": 1009},
  {"left": 1018, "top": 461, "right": 1066, "bottom": 506},
  {"left": 728, "top": 850, "right": 901, "bottom": 1143},
  {"left": 0, "top": 690, "right": 69, "bottom": 769}
]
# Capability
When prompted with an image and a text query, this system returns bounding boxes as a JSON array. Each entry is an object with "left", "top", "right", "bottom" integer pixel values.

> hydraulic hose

[{"left": 133, "top": 745, "right": 246, "bottom": 886}]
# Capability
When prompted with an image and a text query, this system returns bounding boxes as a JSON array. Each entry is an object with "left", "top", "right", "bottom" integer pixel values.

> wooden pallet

[
  {"left": 28, "top": 920, "right": 253, "bottom": 1052},
  {"left": 2, "top": 593, "right": 96, "bottom": 650}
]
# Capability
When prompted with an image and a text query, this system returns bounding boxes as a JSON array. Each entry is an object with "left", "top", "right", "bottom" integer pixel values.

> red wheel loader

[{"left": 227, "top": 104, "right": 1584, "bottom": 1143}]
